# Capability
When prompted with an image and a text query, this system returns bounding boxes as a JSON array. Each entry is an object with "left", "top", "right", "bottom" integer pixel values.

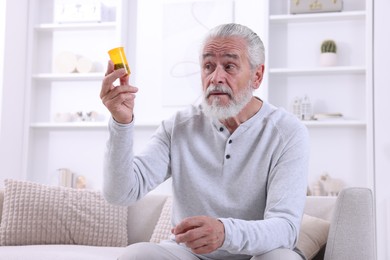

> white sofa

[{"left": 0, "top": 183, "right": 375, "bottom": 260}]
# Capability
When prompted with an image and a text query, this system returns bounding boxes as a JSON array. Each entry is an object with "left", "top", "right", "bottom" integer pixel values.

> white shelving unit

[
  {"left": 30, "top": 122, "right": 108, "bottom": 129},
  {"left": 264, "top": 0, "right": 373, "bottom": 191},
  {"left": 22, "top": 0, "right": 133, "bottom": 188},
  {"left": 269, "top": 66, "right": 365, "bottom": 75},
  {"left": 269, "top": 10, "right": 366, "bottom": 23},
  {"left": 35, "top": 22, "right": 117, "bottom": 31}
]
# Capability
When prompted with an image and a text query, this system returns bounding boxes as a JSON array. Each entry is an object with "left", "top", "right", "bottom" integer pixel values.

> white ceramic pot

[{"left": 320, "top": 52, "right": 337, "bottom": 66}]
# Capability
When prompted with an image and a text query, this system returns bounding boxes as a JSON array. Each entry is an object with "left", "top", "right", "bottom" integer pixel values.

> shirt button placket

[
  {"left": 219, "top": 126, "right": 231, "bottom": 161},
  {"left": 225, "top": 139, "right": 232, "bottom": 160}
]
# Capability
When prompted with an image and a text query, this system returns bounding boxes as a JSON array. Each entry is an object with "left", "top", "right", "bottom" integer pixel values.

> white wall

[
  {"left": 373, "top": 1, "right": 390, "bottom": 259},
  {"left": 0, "top": 0, "right": 6, "bottom": 133},
  {"left": 0, "top": 0, "right": 29, "bottom": 184}
]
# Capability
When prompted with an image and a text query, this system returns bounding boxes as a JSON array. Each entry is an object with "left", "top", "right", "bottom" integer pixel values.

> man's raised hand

[{"left": 100, "top": 60, "right": 138, "bottom": 124}]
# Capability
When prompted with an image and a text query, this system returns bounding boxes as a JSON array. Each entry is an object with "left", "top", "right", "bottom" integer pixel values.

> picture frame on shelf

[{"left": 290, "top": 0, "right": 343, "bottom": 14}]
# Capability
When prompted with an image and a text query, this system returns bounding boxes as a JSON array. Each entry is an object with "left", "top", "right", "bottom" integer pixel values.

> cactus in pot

[
  {"left": 321, "top": 40, "right": 337, "bottom": 53},
  {"left": 320, "top": 39, "right": 337, "bottom": 66}
]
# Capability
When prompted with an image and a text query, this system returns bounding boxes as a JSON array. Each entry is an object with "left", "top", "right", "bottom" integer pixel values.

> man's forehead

[{"left": 202, "top": 37, "right": 246, "bottom": 59}]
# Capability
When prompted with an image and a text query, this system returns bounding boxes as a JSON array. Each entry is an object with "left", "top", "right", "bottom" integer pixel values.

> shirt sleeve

[{"left": 103, "top": 117, "right": 171, "bottom": 206}]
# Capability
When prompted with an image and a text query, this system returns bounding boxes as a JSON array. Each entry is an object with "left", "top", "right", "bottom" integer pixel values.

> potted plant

[{"left": 320, "top": 39, "right": 337, "bottom": 66}]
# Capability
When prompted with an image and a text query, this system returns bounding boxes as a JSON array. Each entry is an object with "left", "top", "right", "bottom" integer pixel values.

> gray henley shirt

[{"left": 103, "top": 100, "right": 309, "bottom": 260}]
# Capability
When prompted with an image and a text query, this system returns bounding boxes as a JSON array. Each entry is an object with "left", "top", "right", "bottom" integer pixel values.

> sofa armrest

[{"left": 324, "top": 187, "right": 375, "bottom": 260}]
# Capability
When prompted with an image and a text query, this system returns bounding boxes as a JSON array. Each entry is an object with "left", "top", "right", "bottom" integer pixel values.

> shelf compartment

[
  {"left": 270, "top": 11, "right": 366, "bottom": 23},
  {"left": 269, "top": 66, "right": 365, "bottom": 76}
]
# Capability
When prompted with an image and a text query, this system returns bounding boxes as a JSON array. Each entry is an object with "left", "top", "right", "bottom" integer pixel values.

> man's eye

[
  {"left": 225, "top": 64, "right": 235, "bottom": 70},
  {"left": 204, "top": 63, "right": 213, "bottom": 71}
]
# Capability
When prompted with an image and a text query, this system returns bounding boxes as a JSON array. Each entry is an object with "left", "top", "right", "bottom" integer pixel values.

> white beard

[{"left": 201, "top": 83, "right": 253, "bottom": 120}]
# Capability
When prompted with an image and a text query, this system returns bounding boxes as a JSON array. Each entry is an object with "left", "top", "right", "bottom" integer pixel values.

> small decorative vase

[{"left": 320, "top": 53, "right": 337, "bottom": 66}]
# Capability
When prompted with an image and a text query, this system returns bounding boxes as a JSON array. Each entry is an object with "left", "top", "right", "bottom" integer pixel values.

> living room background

[{"left": 0, "top": 0, "right": 389, "bottom": 259}]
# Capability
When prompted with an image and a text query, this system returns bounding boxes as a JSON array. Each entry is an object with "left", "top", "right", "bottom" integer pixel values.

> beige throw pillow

[
  {"left": 0, "top": 179, "right": 128, "bottom": 247},
  {"left": 150, "top": 197, "right": 172, "bottom": 243},
  {"left": 297, "top": 214, "right": 330, "bottom": 260}
]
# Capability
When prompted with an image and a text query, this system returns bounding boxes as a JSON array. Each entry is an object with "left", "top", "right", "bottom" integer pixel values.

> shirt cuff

[
  {"left": 217, "top": 218, "right": 233, "bottom": 251},
  {"left": 110, "top": 116, "right": 134, "bottom": 128}
]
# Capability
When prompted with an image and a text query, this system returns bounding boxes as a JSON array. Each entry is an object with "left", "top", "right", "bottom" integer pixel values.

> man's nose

[{"left": 211, "top": 66, "right": 225, "bottom": 85}]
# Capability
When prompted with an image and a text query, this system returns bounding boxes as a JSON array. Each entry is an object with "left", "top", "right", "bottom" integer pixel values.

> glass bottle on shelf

[
  {"left": 301, "top": 95, "right": 313, "bottom": 121},
  {"left": 292, "top": 96, "right": 303, "bottom": 120}
]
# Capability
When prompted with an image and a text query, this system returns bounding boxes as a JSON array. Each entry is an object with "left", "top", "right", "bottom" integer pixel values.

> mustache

[{"left": 205, "top": 85, "right": 233, "bottom": 98}]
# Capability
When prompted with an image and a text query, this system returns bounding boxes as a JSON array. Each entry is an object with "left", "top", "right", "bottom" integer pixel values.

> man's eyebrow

[
  {"left": 202, "top": 53, "right": 215, "bottom": 59},
  {"left": 202, "top": 53, "right": 239, "bottom": 60}
]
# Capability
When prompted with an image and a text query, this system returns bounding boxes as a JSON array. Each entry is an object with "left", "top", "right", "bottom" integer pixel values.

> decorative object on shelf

[
  {"left": 75, "top": 176, "right": 87, "bottom": 189},
  {"left": 319, "top": 173, "right": 345, "bottom": 196},
  {"left": 54, "top": 51, "right": 102, "bottom": 73},
  {"left": 57, "top": 168, "right": 87, "bottom": 189},
  {"left": 76, "top": 56, "right": 92, "bottom": 73},
  {"left": 310, "top": 172, "right": 345, "bottom": 196},
  {"left": 74, "top": 111, "right": 103, "bottom": 121},
  {"left": 291, "top": 95, "right": 313, "bottom": 120},
  {"left": 57, "top": 168, "right": 74, "bottom": 187},
  {"left": 54, "top": 51, "right": 78, "bottom": 73},
  {"left": 53, "top": 112, "right": 74, "bottom": 122},
  {"left": 301, "top": 95, "right": 313, "bottom": 120},
  {"left": 320, "top": 39, "right": 338, "bottom": 66},
  {"left": 292, "top": 97, "right": 303, "bottom": 120},
  {"left": 53, "top": 111, "right": 105, "bottom": 122},
  {"left": 290, "top": 0, "right": 343, "bottom": 14},
  {"left": 312, "top": 113, "right": 343, "bottom": 120},
  {"left": 54, "top": 0, "right": 116, "bottom": 23}
]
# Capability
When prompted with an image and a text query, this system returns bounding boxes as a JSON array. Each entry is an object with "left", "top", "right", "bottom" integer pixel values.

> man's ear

[{"left": 252, "top": 64, "right": 265, "bottom": 90}]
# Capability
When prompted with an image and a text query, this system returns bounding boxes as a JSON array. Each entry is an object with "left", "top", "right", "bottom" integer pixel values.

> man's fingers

[
  {"left": 100, "top": 60, "right": 136, "bottom": 124},
  {"left": 100, "top": 62, "right": 127, "bottom": 98},
  {"left": 105, "top": 60, "right": 114, "bottom": 76},
  {"left": 101, "top": 85, "right": 138, "bottom": 104},
  {"left": 191, "top": 244, "right": 217, "bottom": 255},
  {"left": 172, "top": 216, "right": 225, "bottom": 255},
  {"left": 176, "top": 227, "right": 220, "bottom": 255},
  {"left": 120, "top": 74, "right": 129, "bottom": 85},
  {"left": 103, "top": 93, "right": 136, "bottom": 111},
  {"left": 172, "top": 216, "right": 203, "bottom": 235}
]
